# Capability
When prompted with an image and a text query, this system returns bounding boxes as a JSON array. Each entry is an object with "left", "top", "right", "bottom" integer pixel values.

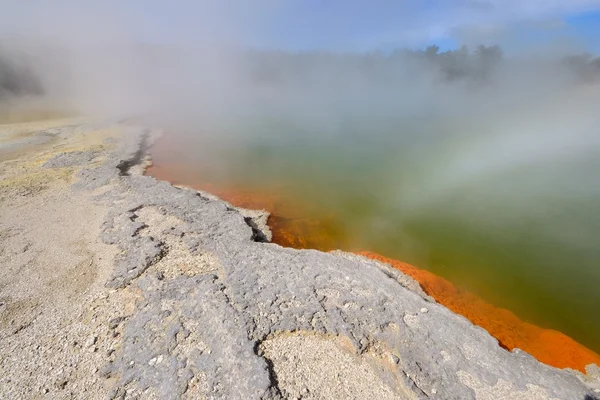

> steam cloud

[{"left": 2, "top": 1, "right": 600, "bottom": 349}]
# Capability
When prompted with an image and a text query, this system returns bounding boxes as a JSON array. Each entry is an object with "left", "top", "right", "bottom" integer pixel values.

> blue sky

[
  {"left": 3, "top": 1, "right": 600, "bottom": 53},
  {"left": 246, "top": 1, "right": 600, "bottom": 52},
  {"left": 565, "top": 11, "right": 600, "bottom": 52}
]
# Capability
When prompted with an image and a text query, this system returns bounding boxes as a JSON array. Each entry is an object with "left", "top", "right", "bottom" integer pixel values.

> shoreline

[
  {"left": 146, "top": 156, "right": 600, "bottom": 373},
  {"left": 1, "top": 118, "right": 599, "bottom": 399}
]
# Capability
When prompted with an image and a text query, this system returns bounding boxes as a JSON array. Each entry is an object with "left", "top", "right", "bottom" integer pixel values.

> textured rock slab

[
  {"left": 64, "top": 124, "right": 600, "bottom": 399},
  {"left": 43, "top": 150, "right": 101, "bottom": 168}
]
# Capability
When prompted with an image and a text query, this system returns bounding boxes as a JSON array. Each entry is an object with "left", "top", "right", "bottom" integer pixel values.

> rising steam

[{"left": 2, "top": 1, "right": 600, "bottom": 351}]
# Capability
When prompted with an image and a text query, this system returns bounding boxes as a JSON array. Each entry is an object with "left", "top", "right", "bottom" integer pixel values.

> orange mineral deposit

[
  {"left": 146, "top": 161, "right": 600, "bottom": 373},
  {"left": 358, "top": 251, "right": 600, "bottom": 372}
]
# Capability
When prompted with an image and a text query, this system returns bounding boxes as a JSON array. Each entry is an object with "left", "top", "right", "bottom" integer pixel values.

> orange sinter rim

[{"left": 147, "top": 162, "right": 600, "bottom": 373}]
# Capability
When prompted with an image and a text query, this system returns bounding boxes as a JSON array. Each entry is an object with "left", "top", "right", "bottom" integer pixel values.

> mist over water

[
  {"left": 149, "top": 53, "right": 600, "bottom": 351},
  {"left": 2, "top": 1, "right": 600, "bottom": 352}
]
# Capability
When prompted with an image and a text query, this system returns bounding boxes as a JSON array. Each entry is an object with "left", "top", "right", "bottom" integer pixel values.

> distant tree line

[
  {"left": 244, "top": 44, "right": 600, "bottom": 86},
  {"left": 562, "top": 53, "right": 600, "bottom": 83},
  {"left": 417, "top": 44, "right": 504, "bottom": 82},
  {"left": 1, "top": 43, "right": 600, "bottom": 103}
]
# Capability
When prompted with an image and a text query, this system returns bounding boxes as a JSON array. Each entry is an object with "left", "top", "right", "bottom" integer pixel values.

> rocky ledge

[{"left": 0, "top": 121, "right": 599, "bottom": 399}]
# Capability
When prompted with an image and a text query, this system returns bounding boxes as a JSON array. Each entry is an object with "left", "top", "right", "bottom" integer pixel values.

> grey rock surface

[
  {"left": 74, "top": 125, "right": 598, "bottom": 400},
  {"left": 43, "top": 150, "right": 101, "bottom": 168},
  {"left": 1, "top": 120, "right": 597, "bottom": 400}
]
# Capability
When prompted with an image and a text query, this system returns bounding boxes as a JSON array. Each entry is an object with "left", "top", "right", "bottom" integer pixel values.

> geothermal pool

[{"left": 147, "top": 116, "right": 600, "bottom": 366}]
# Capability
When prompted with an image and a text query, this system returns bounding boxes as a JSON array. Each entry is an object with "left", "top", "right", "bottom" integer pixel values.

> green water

[{"left": 154, "top": 115, "right": 600, "bottom": 353}]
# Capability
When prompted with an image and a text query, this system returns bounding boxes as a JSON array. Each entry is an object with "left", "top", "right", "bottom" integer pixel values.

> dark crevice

[
  {"left": 128, "top": 205, "right": 145, "bottom": 222},
  {"left": 497, "top": 339, "right": 510, "bottom": 351},
  {"left": 117, "top": 130, "right": 150, "bottom": 176},
  {"left": 254, "top": 341, "right": 284, "bottom": 399},
  {"left": 12, "top": 320, "right": 33, "bottom": 335},
  {"left": 154, "top": 243, "right": 168, "bottom": 264},
  {"left": 196, "top": 192, "right": 211, "bottom": 202},
  {"left": 244, "top": 217, "right": 269, "bottom": 243},
  {"left": 401, "top": 370, "right": 430, "bottom": 398},
  {"left": 131, "top": 223, "right": 149, "bottom": 237},
  {"left": 128, "top": 205, "right": 145, "bottom": 215}
]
